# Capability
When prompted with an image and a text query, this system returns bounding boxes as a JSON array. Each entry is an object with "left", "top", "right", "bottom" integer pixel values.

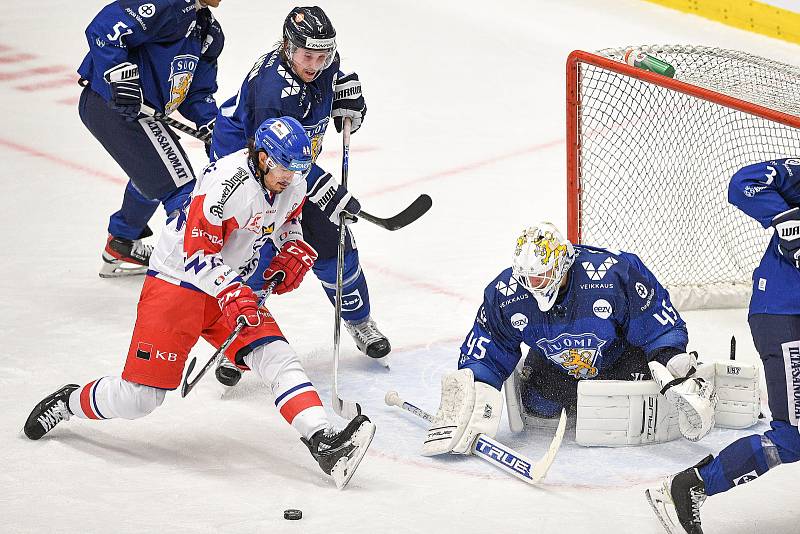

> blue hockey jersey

[
  {"left": 459, "top": 246, "right": 689, "bottom": 390},
  {"left": 728, "top": 157, "right": 800, "bottom": 316},
  {"left": 210, "top": 47, "right": 341, "bottom": 186},
  {"left": 77, "top": 0, "right": 223, "bottom": 127}
]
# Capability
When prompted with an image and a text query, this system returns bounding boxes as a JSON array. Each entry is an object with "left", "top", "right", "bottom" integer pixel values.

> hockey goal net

[{"left": 567, "top": 45, "right": 800, "bottom": 310}]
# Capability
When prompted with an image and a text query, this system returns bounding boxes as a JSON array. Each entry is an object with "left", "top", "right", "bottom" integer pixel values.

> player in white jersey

[{"left": 23, "top": 117, "right": 375, "bottom": 489}]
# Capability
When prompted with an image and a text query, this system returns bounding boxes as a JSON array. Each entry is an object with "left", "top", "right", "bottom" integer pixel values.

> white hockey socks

[
  {"left": 244, "top": 341, "right": 327, "bottom": 440},
  {"left": 68, "top": 376, "right": 166, "bottom": 420}
]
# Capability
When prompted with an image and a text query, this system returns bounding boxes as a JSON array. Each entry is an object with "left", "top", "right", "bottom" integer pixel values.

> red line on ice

[
  {"left": 0, "top": 65, "right": 71, "bottom": 81},
  {"left": 0, "top": 53, "right": 36, "bottom": 64},
  {"left": 362, "top": 138, "right": 564, "bottom": 198},
  {"left": 15, "top": 75, "right": 78, "bottom": 91},
  {"left": 0, "top": 138, "right": 126, "bottom": 185}
]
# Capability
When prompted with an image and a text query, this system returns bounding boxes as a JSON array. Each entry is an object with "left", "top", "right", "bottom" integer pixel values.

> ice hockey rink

[{"left": 2, "top": 1, "right": 799, "bottom": 532}]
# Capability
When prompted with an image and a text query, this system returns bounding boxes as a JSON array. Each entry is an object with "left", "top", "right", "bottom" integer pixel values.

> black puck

[{"left": 283, "top": 509, "right": 302, "bottom": 520}]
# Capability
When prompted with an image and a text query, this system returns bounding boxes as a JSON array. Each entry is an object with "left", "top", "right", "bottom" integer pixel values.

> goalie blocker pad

[{"left": 503, "top": 361, "right": 760, "bottom": 447}]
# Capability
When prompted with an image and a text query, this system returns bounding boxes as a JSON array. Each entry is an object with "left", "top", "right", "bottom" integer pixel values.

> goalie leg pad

[
  {"left": 710, "top": 362, "right": 761, "bottom": 429},
  {"left": 575, "top": 380, "right": 681, "bottom": 447}
]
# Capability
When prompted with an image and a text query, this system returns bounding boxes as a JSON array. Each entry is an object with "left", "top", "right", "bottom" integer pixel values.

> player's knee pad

[
  {"left": 243, "top": 340, "right": 304, "bottom": 390},
  {"left": 765, "top": 420, "right": 800, "bottom": 464},
  {"left": 102, "top": 378, "right": 166, "bottom": 420},
  {"left": 313, "top": 249, "right": 362, "bottom": 286}
]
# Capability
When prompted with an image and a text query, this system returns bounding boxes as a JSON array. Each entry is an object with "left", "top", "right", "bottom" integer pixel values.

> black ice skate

[
  {"left": 645, "top": 455, "right": 712, "bottom": 534},
  {"left": 23, "top": 384, "right": 79, "bottom": 440},
  {"left": 215, "top": 356, "right": 242, "bottom": 387},
  {"left": 302, "top": 414, "right": 376, "bottom": 490},
  {"left": 99, "top": 234, "right": 153, "bottom": 278},
  {"left": 345, "top": 315, "right": 391, "bottom": 365}
]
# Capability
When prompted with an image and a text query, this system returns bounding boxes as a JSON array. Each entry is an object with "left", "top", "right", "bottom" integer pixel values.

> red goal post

[{"left": 566, "top": 46, "right": 800, "bottom": 310}]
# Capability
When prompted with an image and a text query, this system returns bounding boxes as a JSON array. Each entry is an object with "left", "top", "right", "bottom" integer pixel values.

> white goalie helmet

[{"left": 511, "top": 222, "right": 576, "bottom": 311}]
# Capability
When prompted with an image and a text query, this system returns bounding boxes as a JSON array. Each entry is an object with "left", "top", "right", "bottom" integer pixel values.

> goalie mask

[{"left": 511, "top": 223, "right": 575, "bottom": 312}]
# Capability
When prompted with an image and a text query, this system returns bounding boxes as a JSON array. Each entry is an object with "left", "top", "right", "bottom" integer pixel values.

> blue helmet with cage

[{"left": 253, "top": 117, "right": 312, "bottom": 174}]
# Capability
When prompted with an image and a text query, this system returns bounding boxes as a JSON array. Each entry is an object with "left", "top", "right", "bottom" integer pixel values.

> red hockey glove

[
  {"left": 264, "top": 240, "right": 318, "bottom": 295},
  {"left": 217, "top": 282, "right": 260, "bottom": 330}
]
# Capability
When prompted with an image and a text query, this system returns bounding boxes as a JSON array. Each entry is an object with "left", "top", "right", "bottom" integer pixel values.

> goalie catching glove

[
  {"left": 648, "top": 352, "right": 717, "bottom": 442},
  {"left": 422, "top": 368, "right": 503, "bottom": 456}
]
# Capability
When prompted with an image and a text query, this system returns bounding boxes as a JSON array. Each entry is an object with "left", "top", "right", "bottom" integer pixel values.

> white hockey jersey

[{"left": 149, "top": 149, "right": 306, "bottom": 297}]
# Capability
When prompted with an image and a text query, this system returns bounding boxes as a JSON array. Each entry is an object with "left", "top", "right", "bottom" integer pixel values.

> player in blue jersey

[
  {"left": 423, "top": 222, "right": 716, "bottom": 457},
  {"left": 77, "top": 0, "right": 223, "bottom": 277},
  {"left": 209, "top": 6, "right": 389, "bottom": 387},
  {"left": 647, "top": 157, "right": 800, "bottom": 534}
]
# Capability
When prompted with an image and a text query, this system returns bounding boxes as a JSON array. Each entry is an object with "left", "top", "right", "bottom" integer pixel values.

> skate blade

[
  {"left": 375, "top": 355, "right": 391, "bottom": 369},
  {"left": 645, "top": 488, "right": 681, "bottom": 534},
  {"left": 331, "top": 421, "right": 376, "bottom": 490},
  {"left": 99, "top": 260, "right": 147, "bottom": 278}
]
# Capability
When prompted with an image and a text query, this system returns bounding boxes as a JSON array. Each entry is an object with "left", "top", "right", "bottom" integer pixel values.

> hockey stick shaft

[
  {"left": 180, "top": 277, "right": 281, "bottom": 398},
  {"left": 139, "top": 104, "right": 212, "bottom": 144},
  {"left": 385, "top": 390, "right": 566, "bottom": 485},
  {"left": 331, "top": 118, "right": 361, "bottom": 419}
]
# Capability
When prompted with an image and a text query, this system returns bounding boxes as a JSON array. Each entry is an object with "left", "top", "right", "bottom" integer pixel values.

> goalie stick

[
  {"left": 384, "top": 390, "right": 567, "bottom": 485},
  {"left": 180, "top": 276, "right": 281, "bottom": 398},
  {"left": 139, "top": 105, "right": 432, "bottom": 232}
]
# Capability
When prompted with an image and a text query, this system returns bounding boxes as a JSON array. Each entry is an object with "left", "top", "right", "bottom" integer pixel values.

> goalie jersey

[
  {"left": 459, "top": 246, "right": 689, "bottom": 390},
  {"left": 728, "top": 157, "right": 800, "bottom": 315},
  {"left": 77, "top": 0, "right": 223, "bottom": 126}
]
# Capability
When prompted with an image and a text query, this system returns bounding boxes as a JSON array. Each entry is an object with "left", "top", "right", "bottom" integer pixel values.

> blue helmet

[{"left": 254, "top": 117, "right": 312, "bottom": 173}]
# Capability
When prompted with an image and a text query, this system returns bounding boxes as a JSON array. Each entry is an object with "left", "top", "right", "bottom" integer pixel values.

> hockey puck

[{"left": 283, "top": 509, "right": 302, "bottom": 520}]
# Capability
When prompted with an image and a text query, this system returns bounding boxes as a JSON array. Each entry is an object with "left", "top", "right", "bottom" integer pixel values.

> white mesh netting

[{"left": 573, "top": 45, "right": 800, "bottom": 309}]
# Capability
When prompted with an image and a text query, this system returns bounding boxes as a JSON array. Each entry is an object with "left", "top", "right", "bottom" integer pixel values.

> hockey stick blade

[
  {"left": 332, "top": 396, "right": 362, "bottom": 420},
  {"left": 385, "top": 391, "right": 565, "bottom": 484},
  {"left": 359, "top": 194, "right": 432, "bottom": 231}
]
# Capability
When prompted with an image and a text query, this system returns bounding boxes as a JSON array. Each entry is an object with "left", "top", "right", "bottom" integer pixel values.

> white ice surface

[{"left": 2, "top": 1, "right": 799, "bottom": 533}]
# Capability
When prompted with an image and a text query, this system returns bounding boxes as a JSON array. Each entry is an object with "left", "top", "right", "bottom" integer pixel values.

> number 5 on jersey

[
  {"left": 652, "top": 300, "right": 678, "bottom": 326},
  {"left": 465, "top": 332, "right": 491, "bottom": 359}
]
